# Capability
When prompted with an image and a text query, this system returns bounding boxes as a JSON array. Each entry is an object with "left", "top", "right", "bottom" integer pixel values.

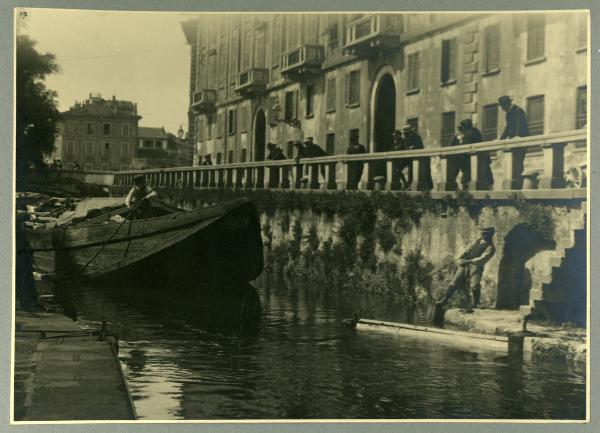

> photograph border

[{"left": 2, "top": 0, "right": 597, "bottom": 432}]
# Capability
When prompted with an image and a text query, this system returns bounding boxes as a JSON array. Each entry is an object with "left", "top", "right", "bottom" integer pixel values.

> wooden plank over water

[{"left": 356, "top": 318, "right": 509, "bottom": 353}]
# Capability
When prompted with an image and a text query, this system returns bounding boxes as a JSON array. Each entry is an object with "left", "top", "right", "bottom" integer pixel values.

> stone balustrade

[{"left": 55, "top": 130, "right": 587, "bottom": 195}]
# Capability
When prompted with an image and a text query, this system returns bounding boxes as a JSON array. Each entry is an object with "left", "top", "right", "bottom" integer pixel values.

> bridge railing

[{"left": 76, "top": 130, "right": 588, "bottom": 193}]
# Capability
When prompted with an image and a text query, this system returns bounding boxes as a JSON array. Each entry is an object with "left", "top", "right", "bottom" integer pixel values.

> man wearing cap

[
  {"left": 402, "top": 124, "right": 433, "bottom": 190},
  {"left": 267, "top": 142, "right": 287, "bottom": 161},
  {"left": 498, "top": 95, "right": 529, "bottom": 139},
  {"left": 391, "top": 129, "right": 411, "bottom": 190},
  {"left": 436, "top": 226, "right": 496, "bottom": 312},
  {"left": 125, "top": 175, "right": 158, "bottom": 218},
  {"left": 346, "top": 133, "right": 367, "bottom": 190}
]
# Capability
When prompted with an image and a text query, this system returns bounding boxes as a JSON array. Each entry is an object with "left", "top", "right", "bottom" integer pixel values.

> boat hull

[{"left": 27, "top": 199, "right": 264, "bottom": 292}]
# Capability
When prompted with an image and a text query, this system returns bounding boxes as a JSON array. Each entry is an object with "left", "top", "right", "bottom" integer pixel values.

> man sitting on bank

[
  {"left": 125, "top": 175, "right": 158, "bottom": 219},
  {"left": 436, "top": 226, "right": 496, "bottom": 313}
]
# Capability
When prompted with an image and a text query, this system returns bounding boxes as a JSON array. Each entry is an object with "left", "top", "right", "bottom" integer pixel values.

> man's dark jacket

[{"left": 500, "top": 104, "right": 529, "bottom": 139}]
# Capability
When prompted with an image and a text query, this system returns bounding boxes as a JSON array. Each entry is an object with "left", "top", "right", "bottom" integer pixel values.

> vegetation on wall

[{"left": 510, "top": 194, "right": 556, "bottom": 241}]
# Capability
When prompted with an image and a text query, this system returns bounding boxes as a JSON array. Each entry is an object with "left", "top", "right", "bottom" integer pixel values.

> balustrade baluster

[
  {"left": 468, "top": 151, "right": 492, "bottom": 191},
  {"left": 502, "top": 148, "right": 524, "bottom": 190},
  {"left": 539, "top": 142, "right": 567, "bottom": 189},
  {"left": 263, "top": 164, "right": 271, "bottom": 189},
  {"left": 437, "top": 156, "right": 458, "bottom": 191},
  {"left": 336, "top": 161, "right": 349, "bottom": 191}
]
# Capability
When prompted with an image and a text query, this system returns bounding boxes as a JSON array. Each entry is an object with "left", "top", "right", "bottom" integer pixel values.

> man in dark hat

[
  {"left": 498, "top": 95, "right": 529, "bottom": 139},
  {"left": 402, "top": 124, "right": 433, "bottom": 190},
  {"left": 437, "top": 226, "right": 496, "bottom": 312},
  {"left": 125, "top": 175, "right": 158, "bottom": 218},
  {"left": 293, "top": 140, "right": 310, "bottom": 161},
  {"left": 391, "top": 129, "right": 411, "bottom": 189},
  {"left": 304, "top": 137, "right": 327, "bottom": 158},
  {"left": 201, "top": 155, "right": 213, "bottom": 166},
  {"left": 266, "top": 142, "right": 287, "bottom": 161},
  {"left": 346, "top": 133, "right": 367, "bottom": 190}
]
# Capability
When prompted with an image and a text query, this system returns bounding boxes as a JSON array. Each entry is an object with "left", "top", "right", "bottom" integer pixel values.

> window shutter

[
  {"left": 527, "top": 16, "right": 545, "bottom": 60},
  {"left": 255, "top": 29, "right": 266, "bottom": 68},
  {"left": 293, "top": 90, "right": 298, "bottom": 119},
  {"left": 441, "top": 40, "right": 449, "bottom": 82},
  {"left": 198, "top": 117, "right": 204, "bottom": 141},
  {"left": 526, "top": 95, "right": 545, "bottom": 135},
  {"left": 345, "top": 72, "right": 350, "bottom": 106},
  {"left": 485, "top": 25, "right": 500, "bottom": 71},
  {"left": 448, "top": 38, "right": 456, "bottom": 80}
]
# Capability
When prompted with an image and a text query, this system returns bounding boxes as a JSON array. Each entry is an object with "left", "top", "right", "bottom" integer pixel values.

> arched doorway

[
  {"left": 496, "top": 224, "right": 555, "bottom": 309},
  {"left": 372, "top": 73, "right": 396, "bottom": 180},
  {"left": 254, "top": 109, "right": 266, "bottom": 162}
]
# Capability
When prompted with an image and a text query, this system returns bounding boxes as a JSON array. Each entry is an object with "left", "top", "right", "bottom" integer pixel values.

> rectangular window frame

[
  {"left": 526, "top": 95, "right": 545, "bottom": 136},
  {"left": 575, "top": 86, "right": 587, "bottom": 129},
  {"left": 482, "top": 24, "right": 501, "bottom": 75},
  {"left": 406, "top": 52, "right": 420, "bottom": 93},
  {"left": 306, "top": 84, "right": 315, "bottom": 118},
  {"left": 526, "top": 15, "right": 546, "bottom": 64},
  {"left": 228, "top": 109, "right": 237, "bottom": 135},
  {"left": 346, "top": 69, "right": 361, "bottom": 107},
  {"left": 285, "top": 90, "right": 298, "bottom": 121},
  {"left": 326, "top": 77, "right": 336, "bottom": 113},
  {"left": 103, "top": 123, "right": 111, "bottom": 135},
  {"left": 326, "top": 133, "right": 335, "bottom": 155},
  {"left": 481, "top": 103, "right": 499, "bottom": 141},
  {"left": 440, "top": 38, "right": 457, "bottom": 85},
  {"left": 440, "top": 111, "right": 456, "bottom": 147}
]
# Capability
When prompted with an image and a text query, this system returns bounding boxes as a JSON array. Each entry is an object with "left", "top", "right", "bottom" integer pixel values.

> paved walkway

[{"left": 14, "top": 311, "right": 136, "bottom": 421}]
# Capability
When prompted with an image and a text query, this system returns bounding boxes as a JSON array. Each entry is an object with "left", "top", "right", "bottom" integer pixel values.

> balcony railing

[
  {"left": 344, "top": 14, "right": 402, "bottom": 56},
  {"left": 235, "top": 68, "right": 269, "bottom": 96},
  {"left": 281, "top": 45, "right": 325, "bottom": 80},
  {"left": 102, "top": 131, "right": 587, "bottom": 197},
  {"left": 190, "top": 89, "right": 217, "bottom": 114}
]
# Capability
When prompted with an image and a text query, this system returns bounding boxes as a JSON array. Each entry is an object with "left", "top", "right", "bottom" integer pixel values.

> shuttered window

[
  {"left": 576, "top": 86, "right": 587, "bottom": 129},
  {"left": 197, "top": 117, "right": 204, "bottom": 142},
  {"left": 240, "top": 18, "right": 252, "bottom": 71},
  {"left": 206, "top": 114, "right": 213, "bottom": 140},
  {"left": 527, "top": 15, "right": 545, "bottom": 61},
  {"left": 272, "top": 14, "right": 284, "bottom": 70},
  {"left": 483, "top": 24, "right": 500, "bottom": 72},
  {"left": 228, "top": 109, "right": 236, "bottom": 135},
  {"left": 240, "top": 106, "right": 248, "bottom": 132},
  {"left": 285, "top": 90, "right": 298, "bottom": 120},
  {"left": 407, "top": 52, "right": 420, "bottom": 91},
  {"left": 217, "top": 111, "right": 225, "bottom": 138},
  {"left": 441, "top": 38, "right": 456, "bottom": 83},
  {"left": 526, "top": 95, "right": 545, "bottom": 135},
  {"left": 326, "top": 133, "right": 336, "bottom": 154},
  {"left": 306, "top": 84, "right": 315, "bottom": 117},
  {"left": 255, "top": 28, "right": 266, "bottom": 68},
  {"left": 578, "top": 14, "right": 587, "bottom": 47},
  {"left": 481, "top": 104, "right": 499, "bottom": 141},
  {"left": 441, "top": 111, "right": 456, "bottom": 147},
  {"left": 326, "top": 77, "right": 336, "bottom": 112},
  {"left": 346, "top": 70, "right": 360, "bottom": 106},
  {"left": 286, "top": 141, "right": 294, "bottom": 159}
]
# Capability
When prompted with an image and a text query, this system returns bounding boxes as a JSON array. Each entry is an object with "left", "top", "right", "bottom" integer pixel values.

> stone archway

[
  {"left": 496, "top": 224, "right": 555, "bottom": 309},
  {"left": 369, "top": 67, "right": 398, "bottom": 183}
]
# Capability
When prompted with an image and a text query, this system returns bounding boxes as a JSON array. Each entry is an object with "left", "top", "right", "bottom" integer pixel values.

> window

[
  {"left": 103, "top": 142, "right": 110, "bottom": 155},
  {"left": 326, "top": 78, "right": 336, "bottom": 113},
  {"left": 349, "top": 129, "right": 360, "bottom": 145},
  {"left": 197, "top": 117, "right": 204, "bottom": 141},
  {"left": 527, "top": 15, "right": 545, "bottom": 61},
  {"left": 483, "top": 24, "right": 500, "bottom": 72},
  {"left": 441, "top": 38, "right": 457, "bottom": 84},
  {"left": 240, "top": 106, "right": 248, "bottom": 131},
  {"left": 228, "top": 109, "right": 236, "bottom": 135},
  {"left": 407, "top": 52, "right": 420, "bottom": 91},
  {"left": 327, "top": 19, "right": 339, "bottom": 58},
  {"left": 154, "top": 140, "right": 163, "bottom": 149},
  {"left": 326, "top": 133, "right": 335, "bottom": 154},
  {"left": 87, "top": 123, "right": 94, "bottom": 135},
  {"left": 100, "top": 164, "right": 109, "bottom": 171},
  {"left": 120, "top": 142, "right": 129, "bottom": 156},
  {"left": 287, "top": 141, "right": 294, "bottom": 159},
  {"left": 306, "top": 84, "right": 315, "bottom": 117},
  {"left": 66, "top": 122, "right": 74, "bottom": 133},
  {"left": 241, "top": 148, "right": 247, "bottom": 162},
  {"left": 576, "top": 86, "right": 587, "bottom": 129},
  {"left": 526, "top": 95, "right": 545, "bottom": 136},
  {"left": 285, "top": 90, "right": 298, "bottom": 120},
  {"left": 121, "top": 123, "right": 130, "bottom": 136},
  {"left": 578, "top": 14, "right": 587, "bottom": 47},
  {"left": 120, "top": 164, "right": 129, "bottom": 171},
  {"left": 217, "top": 111, "right": 225, "bottom": 137},
  {"left": 207, "top": 114, "right": 214, "bottom": 139},
  {"left": 441, "top": 111, "right": 456, "bottom": 147},
  {"left": 216, "top": 152, "right": 222, "bottom": 165},
  {"left": 481, "top": 104, "right": 499, "bottom": 141},
  {"left": 228, "top": 150, "right": 234, "bottom": 163},
  {"left": 103, "top": 123, "right": 111, "bottom": 135},
  {"left": 85, "top": 141, "right": 93, "bottom": 156},
  {"left": 407, "top": 117, "right": 419, "bottom": 134},
  {"left": 346, "top": 69, "right": 360, "bottom": 106},
  {"left": 255, "top": 28, "right": 266, "bottom": 69},
  {"left": 66, "top": 141, "right": 74, "bottom": 154},
  {"left": 143, "top": 140, "right": 153, "bottom": 148},
  {"left": 84, "top": 163, "right": 93, "bottom": 171}
]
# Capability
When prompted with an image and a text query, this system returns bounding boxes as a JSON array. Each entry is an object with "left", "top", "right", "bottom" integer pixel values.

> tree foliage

[{"left": 16, "top": 35, "right": 60, "bottom": 186}]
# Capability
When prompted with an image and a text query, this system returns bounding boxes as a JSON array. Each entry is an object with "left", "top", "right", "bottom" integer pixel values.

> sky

[{"left": 17, "top": 8, "right": 193, "bottom": 134}]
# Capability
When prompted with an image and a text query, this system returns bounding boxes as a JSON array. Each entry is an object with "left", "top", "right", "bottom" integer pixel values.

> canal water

[{"left": 63, "top": 276, "right": 585, "bottom": 420}]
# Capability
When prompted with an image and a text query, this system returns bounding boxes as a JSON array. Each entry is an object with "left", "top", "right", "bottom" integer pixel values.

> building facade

[
  {"left": 133, "top": 127, "right": 192, "bottom": 169},
  {"left": 181, "top": 12, "right": 588, "bottom": 175},
  {"left": 53, "top": 94, "right": 141, "bottom": 171}
]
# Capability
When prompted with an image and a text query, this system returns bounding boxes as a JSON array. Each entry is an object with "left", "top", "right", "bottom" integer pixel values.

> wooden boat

[{"left": 22, "top": 197, "right": 264, "bottom": 291}]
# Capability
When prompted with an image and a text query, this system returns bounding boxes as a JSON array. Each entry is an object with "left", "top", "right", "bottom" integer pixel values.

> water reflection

[{"left": 53, "top": 274, "right": 585, "bottom": 420}]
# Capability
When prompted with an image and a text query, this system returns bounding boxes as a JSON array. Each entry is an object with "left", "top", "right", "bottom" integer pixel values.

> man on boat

[
  {"left": 125, "top": 175, "right": 158, "bottom": 218},
  {"left": 436, "top": 226, "right": 496, "bottom": 313}
]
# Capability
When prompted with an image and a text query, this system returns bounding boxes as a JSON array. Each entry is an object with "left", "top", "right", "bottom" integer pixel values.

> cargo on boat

[{"left": 21, "top": 197, "right": 264, "bottom": 291}]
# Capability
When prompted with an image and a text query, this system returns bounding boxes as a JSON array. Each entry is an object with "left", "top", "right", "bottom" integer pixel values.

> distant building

[
  {"left": 132, "top": 126, "right": 193, "bottom": 169},
  {"left": 181, "top": 13, "right": 588, "bottom": 172},
  {"left": 53, "top": 94, "right": 141, "bottom": 171}
]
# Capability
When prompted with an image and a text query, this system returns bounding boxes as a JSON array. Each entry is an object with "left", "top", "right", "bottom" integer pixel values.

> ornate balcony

[
  {"left": 190, "top": 89, "right": 217, "bottom": 114},
  {"left": 281, "top": 45, "right": 324, "bottom": 80},
  {"left": 344, "top": 14, "right": 402, "bottom": 56},
  {"left": 235, "top": 68, "right": 269, "bottom": 97}
]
